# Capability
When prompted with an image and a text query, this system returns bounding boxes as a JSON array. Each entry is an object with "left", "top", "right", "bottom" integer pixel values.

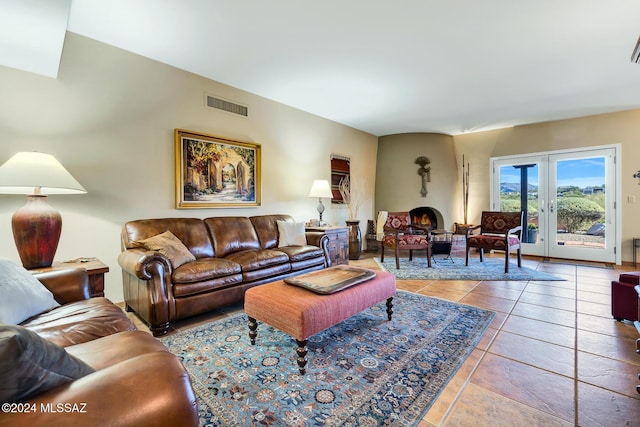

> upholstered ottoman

[
  {"left": 244, "top": 268, "right": 396, "bottom": 374},
  {"left": 612, "top": 272, "right": 640, "bottom": 322}
]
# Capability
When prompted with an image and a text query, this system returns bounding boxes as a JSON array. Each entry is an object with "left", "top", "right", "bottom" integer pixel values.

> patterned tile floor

[{"left": 123, "top": 244, "right": 640, "bottom": 426}]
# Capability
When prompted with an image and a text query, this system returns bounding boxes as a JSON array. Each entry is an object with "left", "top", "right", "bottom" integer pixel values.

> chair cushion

[
  {"left": 468, "top": 235, "right": 520, "bottom": 250},
  {"left": 0, "top": 257, "right": 60, "bottom": 325},
  {"left": 0, "top": 324, "right": 95, "bottom": 403},
  {"left": 20, "top": 298, "right": 136, "bottom": 347},
  {"left": 383, "top": 234, "right": 429, "bottom": 246},
  {"left": 385, "top": 212, "right": 411, "bottom": 229},
  {"left": 480, "top": 211, "right": 522, "bottom": 234}
]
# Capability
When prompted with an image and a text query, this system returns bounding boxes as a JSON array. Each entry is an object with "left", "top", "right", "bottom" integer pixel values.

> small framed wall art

[{"left": 175, "top": 128, "right": 261, "bottom": 208}]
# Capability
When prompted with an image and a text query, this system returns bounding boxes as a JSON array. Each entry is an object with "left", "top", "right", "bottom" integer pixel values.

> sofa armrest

[
  {"left": 305, "top": 232, "right": 330, "bottom": 266},
  {"left": 118, "top": 248, "right": 172, "bottom": 280},
  {"left": 33, "top": 268, "right": 91, "bottom": 305},
  {"left": 0, "top": 352, "right": 199, "bottom": 427},
  {"left": 305, "top": 231, "right": 325, "bottom": 247},
  {"left": 118, "top": 249, "right": 173, "bottom": 336}
]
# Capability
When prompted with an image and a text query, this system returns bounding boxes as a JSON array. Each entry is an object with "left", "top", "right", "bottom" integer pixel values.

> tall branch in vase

[
  {"left": 338, "top": 175, "right": 362, "bottom": 220},
  {"left": 462, "top": 155, "right": 470, "bottom": 224}
]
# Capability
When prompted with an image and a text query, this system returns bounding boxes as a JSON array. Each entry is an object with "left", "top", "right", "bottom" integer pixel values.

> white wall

[{"left": 0, "top": 33, "right": 378, "bottom": 302}]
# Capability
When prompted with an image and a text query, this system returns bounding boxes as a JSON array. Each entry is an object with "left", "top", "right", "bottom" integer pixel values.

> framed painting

[{"left": 175, "top": 129, "right": 261, "bottom": 208}]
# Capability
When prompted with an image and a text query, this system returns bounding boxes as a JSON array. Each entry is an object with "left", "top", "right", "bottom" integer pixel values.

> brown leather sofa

[
  {"left": 118, "top": 214, "right": 330, "bottom": 336},
  {"left": 1, "top": 268, "right": 198, "bottom": 427}
]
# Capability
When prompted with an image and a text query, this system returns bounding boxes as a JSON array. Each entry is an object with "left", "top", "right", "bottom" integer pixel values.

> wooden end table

[{"left": 29, "top": 258, "right": 109, "bottom": 297}]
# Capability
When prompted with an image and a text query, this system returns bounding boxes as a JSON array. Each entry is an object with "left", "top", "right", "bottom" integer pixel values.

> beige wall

[
  {"left": 376, "top": 133, "right": 458, "bottom": 229},
  {"left": 377, "top": 111, "right": 640, "bottom": 263},
  {"left": 453, "top": 112, "right": 640, "bottom": 263},
  {"left": 0, "top": 33, "right": 378, "bottom": 302}
]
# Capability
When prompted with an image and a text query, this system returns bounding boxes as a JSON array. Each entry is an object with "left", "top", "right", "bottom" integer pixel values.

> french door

[{"left": 491, "top": 146, "right": 619, "bottom": 263}]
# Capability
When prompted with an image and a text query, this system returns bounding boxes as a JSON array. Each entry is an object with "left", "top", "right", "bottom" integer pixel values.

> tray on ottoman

[{"left": 284, "top": 266, "right": 375, "bottom": 294}]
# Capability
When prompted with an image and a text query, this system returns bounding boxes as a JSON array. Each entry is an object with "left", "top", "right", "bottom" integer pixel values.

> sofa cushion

[
  {"left": 205, "top": 217, "right": 261, "bottom": 257},
  {"left": 136, "top": 230, "right": 196, "bottom": 269},
  {"left": 0, "top": 257, "right": 60, "bottom": 325},
  {"left": 277, "top": 220, "right": 307, "bottom": 247},
  {"left": 277, "top": 245, "right": 325, "bottom": 262},
  {"left": 20, "top": 298, "right": 136, "bottom": 347},
  {"left": 225, "top": 249, "right": 290, "bottom": 272},
  {"left": 172, "top": 257, "right": 242, "bottom": 284},
  {"left": 0, "top": 324, "right": 95, "bottom": 403}
]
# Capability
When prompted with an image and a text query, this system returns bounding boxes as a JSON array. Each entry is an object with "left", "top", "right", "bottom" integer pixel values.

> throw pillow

[
  {"left": 0, "top": 257, "right": 60, "bottom": 325},
  {"left": 136, "top": 230, "right": 196, "bottom": 269},
  {"left": 0, "top": 324, "right": 95, "bottom": 403},
  {"left": 277, "top": 221, "right": 307, "bottom": 247}
]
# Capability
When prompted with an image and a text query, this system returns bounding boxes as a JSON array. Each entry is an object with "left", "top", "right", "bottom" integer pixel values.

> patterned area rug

[
  {"left": 160, "top": 291, "right": 495, "bottom": 426},
  {"left": 376, "top": 257, "right": 565, "bottom": 281}
]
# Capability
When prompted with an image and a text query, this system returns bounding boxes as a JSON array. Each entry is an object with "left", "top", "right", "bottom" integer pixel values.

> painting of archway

[{"left": 175, "top": 129, "right": 261, "bottom": 208}]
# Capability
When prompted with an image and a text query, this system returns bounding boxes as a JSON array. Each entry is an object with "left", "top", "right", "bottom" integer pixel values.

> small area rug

[
  {"left": 160, "top": 290, "right": 495, "bottom": 426},
  {"left": 376, "top": 257, "right": 565, "bottom": 281}
]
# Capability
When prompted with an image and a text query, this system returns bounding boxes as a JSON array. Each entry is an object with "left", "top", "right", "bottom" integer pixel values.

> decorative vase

[{"left": 346, "top": 220, "right": 362, "bottom": 260}]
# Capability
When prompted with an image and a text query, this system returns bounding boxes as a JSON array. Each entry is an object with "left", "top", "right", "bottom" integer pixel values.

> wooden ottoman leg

[
  {"left": 248, "top": 316, "right": 258, "bottom": 345},
  {"left": 386, "top": 297, "right": 394, "bottom": 321},
  {"left": 296, "top": 339, "right": 308, "bottom": 375}
]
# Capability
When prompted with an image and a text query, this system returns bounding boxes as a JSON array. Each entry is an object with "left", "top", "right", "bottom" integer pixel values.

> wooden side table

[
  {"left": 306, "top": 226, "right": 349, "bottom": 266},
  {"left": 29, "top": 258, "right": 109, "bottom": 298}
]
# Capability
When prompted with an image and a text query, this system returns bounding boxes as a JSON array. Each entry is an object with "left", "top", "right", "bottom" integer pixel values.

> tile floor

[{"left": 124, "top": 247, "right": 640, "bottom": 426}]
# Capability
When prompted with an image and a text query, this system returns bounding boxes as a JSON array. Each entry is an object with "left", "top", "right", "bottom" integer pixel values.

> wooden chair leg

[
  {"left": 517, "top": 248, "right": 522, "bottom": 267},
  {"left": 505, "top": 251, "right": 509, "bottom": 273},
  {"left": 380, "top": 245, "right": 385, "bottom": 262},
  {"left": 395, "top": 245, "right": 400, "bottom": 269},
  {"left": 427, "top": 246, "right": 432, "bottom": 268},
  {"left": 479, "top": 248, "right": 484, "bottom": 262},
  {"left": 465, "top": 245, "right": 470, "bottom": 266}
]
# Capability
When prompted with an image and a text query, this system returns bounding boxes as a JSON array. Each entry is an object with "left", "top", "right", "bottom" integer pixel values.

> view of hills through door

[{"left": 491, "top": 146, "right": 618, "bottom": 264}]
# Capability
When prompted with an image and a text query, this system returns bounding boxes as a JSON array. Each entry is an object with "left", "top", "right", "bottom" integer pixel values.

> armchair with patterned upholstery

[
  {"left": 465, "top": 211, "right": 524, "bottom": 273},
  {"left": 380, "top": 211, "right": 432, "bottom": 269}
]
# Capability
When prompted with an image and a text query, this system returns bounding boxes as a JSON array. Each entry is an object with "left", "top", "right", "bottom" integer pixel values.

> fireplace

[{"left": 409, "top": 207, "right": 443, "bottom": 230}]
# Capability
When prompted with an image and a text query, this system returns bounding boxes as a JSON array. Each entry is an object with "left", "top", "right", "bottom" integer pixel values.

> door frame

[{"left": 489, "top": 144, "right": 621, "bottom": 265}]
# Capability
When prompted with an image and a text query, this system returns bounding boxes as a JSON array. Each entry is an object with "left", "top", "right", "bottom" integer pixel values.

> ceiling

[{"left": 4, "top": 0, "right": 640, "bottom": 136}]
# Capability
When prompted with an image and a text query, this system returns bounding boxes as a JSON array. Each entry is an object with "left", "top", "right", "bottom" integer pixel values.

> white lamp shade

[
  {"left": 308, "top": 180, "right": 333, "bottom": 198},
  {"left": 0, "top": 152, "right": 86, "bottom": 195}
]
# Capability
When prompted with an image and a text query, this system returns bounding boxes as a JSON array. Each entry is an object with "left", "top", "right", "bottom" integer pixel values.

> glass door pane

[
  {"left": 491, "top": 147, "right": 617, "bottom": 263},
  {"left": 547, "top": 150, "right": 615, "bottom": 262},
  {"left": 492, "top": 155, "right": 545, "bottom": 256}
]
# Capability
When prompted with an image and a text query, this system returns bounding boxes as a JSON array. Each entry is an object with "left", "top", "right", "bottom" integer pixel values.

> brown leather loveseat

[
  {"left": 0, "top": 268, "right": 198, "bottom": 427},
  {"left": 118, "top": 214, "right": 329, "bottom": 336}
]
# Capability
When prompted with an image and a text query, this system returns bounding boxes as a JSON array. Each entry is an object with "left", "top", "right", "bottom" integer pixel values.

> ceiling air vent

[
  {"left": 631, "top": 36, "right": 640, "bottom": 63},
  {"left": 205, "top": 94, "right": 248, "bottom": 117}
]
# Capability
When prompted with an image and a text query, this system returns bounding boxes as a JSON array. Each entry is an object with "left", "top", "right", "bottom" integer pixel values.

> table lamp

[
  {"left": 0, "top": 152, "right": 86, "bottom": 269},
  {"left": 308, "top": 179, "right": 333, "bottom": 223}
]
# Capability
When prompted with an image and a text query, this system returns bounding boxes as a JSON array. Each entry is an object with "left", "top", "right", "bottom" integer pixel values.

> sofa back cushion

[
  {"left": 122, "top": 218, "right": 214, "bottom": 258},
  {"left": 250, "top": 214, "right": 293, "bottom": 249},
  {"left": 205, "top": 217, "right": 260, "bottom": 257}
]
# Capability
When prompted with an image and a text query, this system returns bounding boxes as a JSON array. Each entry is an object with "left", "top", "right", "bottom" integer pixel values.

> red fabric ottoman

[
  {"left": 612, "top": 272, "right": 640, "bottom": 322},
  {"left": 244, "top": 268, "right": 396, "bottom": 374}
]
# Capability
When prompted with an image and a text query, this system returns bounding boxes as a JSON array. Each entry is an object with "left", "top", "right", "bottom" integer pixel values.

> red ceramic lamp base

[{"left": 11, "top": 195, "right": 62, "bottom": 269}]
